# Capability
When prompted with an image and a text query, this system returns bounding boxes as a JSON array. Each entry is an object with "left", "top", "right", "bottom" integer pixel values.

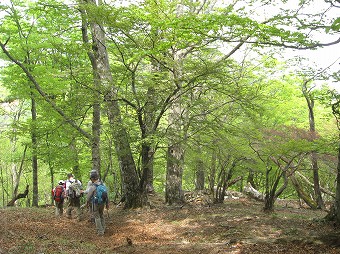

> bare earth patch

[{"left": 1, "top": 195, "right": 340, "bottom": 254}]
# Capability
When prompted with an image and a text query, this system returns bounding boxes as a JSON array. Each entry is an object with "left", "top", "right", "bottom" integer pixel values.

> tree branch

[{"left": 0, "top": 40, "right": 92, "bottom": 140}]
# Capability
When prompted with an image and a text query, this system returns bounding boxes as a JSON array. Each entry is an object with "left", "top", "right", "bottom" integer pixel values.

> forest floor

[{"left": 1, "top": 193, "right": 340, "bottom": 254}]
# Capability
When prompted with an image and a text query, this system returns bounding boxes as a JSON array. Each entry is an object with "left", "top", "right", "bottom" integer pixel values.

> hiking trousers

[
  {"left": 93, "top": 203, "right": 105, "bottom": 235},
  {"left": 55, "top": 201, "right": 63, "bottom": 217},
  {"left": 66, "top": 197, "right": 82, "bottom": 220}
]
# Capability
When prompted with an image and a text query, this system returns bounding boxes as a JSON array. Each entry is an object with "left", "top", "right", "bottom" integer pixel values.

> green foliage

[{"left": 0, "top": 0, "right": 338, "bottom": 207}]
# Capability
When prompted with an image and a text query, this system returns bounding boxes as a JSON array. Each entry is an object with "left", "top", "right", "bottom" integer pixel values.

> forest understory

[{"left": 1, "top": 193, "right": 340, "bottom": 254}]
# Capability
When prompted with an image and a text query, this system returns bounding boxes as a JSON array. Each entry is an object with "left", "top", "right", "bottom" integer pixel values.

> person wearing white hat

[
  {"left": 52, "top": 180, "right": 65, "bottom": 217},
  {"left": 65, "top": 173, "right": 83, "bottom": 221}
]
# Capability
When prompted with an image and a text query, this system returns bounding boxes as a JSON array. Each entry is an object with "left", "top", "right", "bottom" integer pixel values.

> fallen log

[{"left": 243, "top": 182, "right": 264, "bottom": 201}]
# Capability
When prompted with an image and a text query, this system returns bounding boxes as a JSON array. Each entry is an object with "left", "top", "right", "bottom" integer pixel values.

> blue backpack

[{"left": 92, "top": 183, "right": 108, "bottom": 204}]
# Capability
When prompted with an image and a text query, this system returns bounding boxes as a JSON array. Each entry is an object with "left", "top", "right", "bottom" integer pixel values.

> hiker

[
  {"left": 86, "top": 170, "right": 109, "bottom": 235},
  {"left": 83, "top": 169, "right": 98, "bottom": 223},
  {"left": 52, "top": 180, "right": 65, "bottom": 217},
  {"left": 65, "top": 173, "right": 83, "bottom": 221}
]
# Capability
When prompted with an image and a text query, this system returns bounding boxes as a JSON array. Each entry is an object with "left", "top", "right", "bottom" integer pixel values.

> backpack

[
  {"left": 92, "top": 183, "right": 108, "bottom": 205},
  {"left": 68, "top": 180, "right": 82, "bottom": 198},
  {"left": 53, "top": 185, "right": 64, "bottom": 202}
]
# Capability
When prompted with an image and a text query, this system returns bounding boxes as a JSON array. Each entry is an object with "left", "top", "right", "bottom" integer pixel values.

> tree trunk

[
  {"left": 11, "top": 145, "right": 28, "bottom": 205},
  {"left": 165, "top": 3, "right": 187, "bottom": 206},
  {"left": 291, "top": 174, "right": 318, "bottom": 209},
  {"left": 142, "top": 65, "right": 158, "bottom": 192},
  {"left": 325, "top": 140, "right": 340, "bottom": 222},
  {"left": 140, "top": 143, "right": 155, "bottom": 193},
  {"left": 165, "top": 144, "right": 185, "bottom": 205},
  {"left": 263, "top": 167, "right": 288, "bottom": 212},
  {"left": 91, "top": 81, "right": 101, "bottom": 175},
  {"left": 139, "top": 83, "right": 157, "bottom": 193},
  {"left": 333, "top": 140, "right": 340, "bottom": 221},
  {"left": 215, "top": 159, "right": 230, "bottom": 203},
  {"left": 215, "top": 171, "right": 228, "bottom": 203},
  {"left": 311, "top": 151, "right": 324, "bottom": 207},
  {"left": 247, "top": 169, "right": 257, "bottom": 189},
  {"left": 195, "top": 158, "right": 205, "bottom": 190},
  {"left": 165, "top": 71, "right": 185, "bottom": 205},
  {"left": 31, "top": 91, "right": 38, "bottom": 207},
  {"left": 82, "top": 0, "right": 146, "bottom": 208},
  {"left": 324, "top": 97, "right": 340, "bottom": 222},
  {"left": 302, "top": 84, "right": 324, "bottom": 209},
  {"left": 209, "top": 150, "right": 216, "bottom": 193}
]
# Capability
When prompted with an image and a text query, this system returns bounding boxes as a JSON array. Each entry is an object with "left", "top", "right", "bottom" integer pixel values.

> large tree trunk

[
  {"left": 140, "top": 144, "right": 155, "bottom": 193},
  {"left": 139, "top": 81, "right": 157, "bottom": 193},
  {"left": 165, "top": 64, "right": 185, "bottom": 205},
  {"left": 82, "top": 0, "right": 146, "bottom": 208},
  {"left": 80, "top": 3, "right": 101, "bottom": 177},
  {"left": 92, "top": 98, "right": 101, "bottom": 175},
  {"left": 165, "top": 4, "right": 186, "bottom": 206},
  {"left": 166, "top": 143, "right": 185, "bottom": 205},
  {"left": 324, "top": 97, "right": 340, "bottom": 222}
]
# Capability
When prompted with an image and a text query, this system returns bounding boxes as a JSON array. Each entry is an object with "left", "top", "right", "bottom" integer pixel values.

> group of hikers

[{"left": 52, "top": 169, "right": 109, "bottom": 236}]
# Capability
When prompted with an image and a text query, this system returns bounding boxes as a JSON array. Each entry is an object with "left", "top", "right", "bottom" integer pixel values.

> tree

[
  {"left": 325, "top": 87, "right": 340, "bottom": 222},
  {"left": 302, "top": 82, "right": 325, "bottom": 209},
  {"left": 80, "top": 0, "right": 146, "bottom": 208}
]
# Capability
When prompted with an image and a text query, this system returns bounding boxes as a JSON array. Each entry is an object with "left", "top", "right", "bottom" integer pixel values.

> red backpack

[{"left": 53, "top": 185, "right": 64, "bottom": 202}]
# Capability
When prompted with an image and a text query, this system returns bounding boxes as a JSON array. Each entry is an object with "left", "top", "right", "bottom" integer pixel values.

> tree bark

[
  {"left": 302, "top": 84, "right": 324, "bottom": 209},
  {"left": 209, "top": 150, "right": 216, "bottom": 193},
  {"left": 263, "top": 167, "right": 288, "bottom": 212},
  {"left": 138, "top": 82, "right": 157, "bottom": 193},
  {"left": 141, "top": 63, "right": 158, "bottom": 192},
  {"left": 166, "top": 143, "right": 185, "bottom": 205},
  {"left": 91, "top": 76, "right": 101, "bottom": 175},
  {"left": 325, "top": 98, "right": 340, "bottom": 222},
  {"left": 195, "top": 158, "right": 205, "bottom": 190},
  {"left": 291, "top": 174, "right": 318, "bottom": 209},
  {"left": 333, "top": 140, "right": 340, "bottom": 221},
  {"left": 140, "top": 143, "right": 155, "bottom": 193},
  {"left": 30, "top": 89, "right": 38, "bottom": 207},
  {"left": 82, "top": 0, "right": 146, "bottom": 208}
]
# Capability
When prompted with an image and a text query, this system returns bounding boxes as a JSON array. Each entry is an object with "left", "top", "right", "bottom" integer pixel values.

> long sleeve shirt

[{"left": 86, "top": 180, "right": 108, "bottom": 206}]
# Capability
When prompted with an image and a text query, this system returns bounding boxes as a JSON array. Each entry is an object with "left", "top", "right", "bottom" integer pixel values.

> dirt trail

[{"left": 1, "top": 196, "right": 339, "bottom": 254}]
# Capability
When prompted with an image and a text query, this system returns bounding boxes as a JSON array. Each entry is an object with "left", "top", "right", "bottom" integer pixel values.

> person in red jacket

[{"left": 52, "top": 180, "right": 65, "bottom": 217}]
